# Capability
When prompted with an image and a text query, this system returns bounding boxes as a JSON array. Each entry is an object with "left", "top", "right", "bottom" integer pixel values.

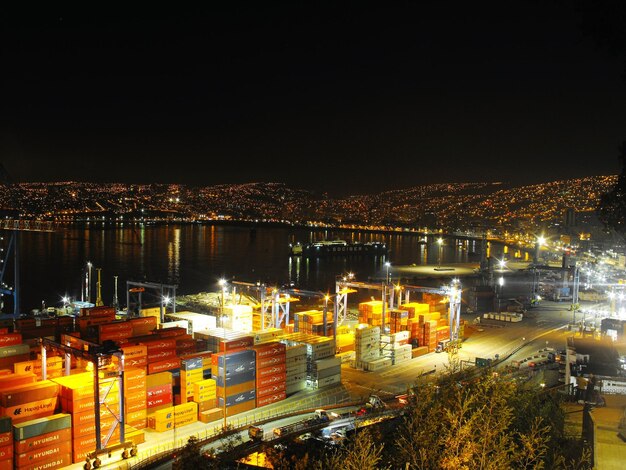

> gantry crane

[
  {"left": 230, "top": 280, "right": 299, "bottom": 330},
  {"left": 40, "top": 335, "right": 137, "bottom": 469}
]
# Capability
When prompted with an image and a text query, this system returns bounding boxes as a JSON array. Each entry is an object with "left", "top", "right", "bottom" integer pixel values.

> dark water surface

[{"left": 6, "top": 224, "right": 517, "bottom": 312}]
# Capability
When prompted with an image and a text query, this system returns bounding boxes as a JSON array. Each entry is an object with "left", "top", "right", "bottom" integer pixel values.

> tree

[
  {"left": 173, "top": 436, "right": 205, "bottom": 470},
  {"left": 313, "top": 428, "right": 389, "bottom": 470},
  {"left": 390, "top": 370, "right": 591, "bottom": 469}
]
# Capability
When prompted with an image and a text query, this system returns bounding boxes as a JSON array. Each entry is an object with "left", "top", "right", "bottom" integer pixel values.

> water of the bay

[{"left": 4, "top": 224, "right": 521, "bottom": 313}]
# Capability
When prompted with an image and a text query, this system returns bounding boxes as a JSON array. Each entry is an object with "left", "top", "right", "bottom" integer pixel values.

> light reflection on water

[{"left": 7, "top": 224, "right": 517, "bottom": 311}]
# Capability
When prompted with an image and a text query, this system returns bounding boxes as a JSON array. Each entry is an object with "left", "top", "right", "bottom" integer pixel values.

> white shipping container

[
  {"left": 355, "top": 350, "right": 380, "bottom": 362},
  {"left": 285, "top": 373, "right": 307, "bottom": 385},
  {"left": 307, "top": 373, "right": 341, "bottom": 389},
  {"left": 286, "top": 363, "right": 307, "bottom": 376},
  {"left": 363, "top": 357, "right": 392, "bottom": 371},
  {"left": 286, "top": 381, "right": 307, "bottom": 395},
  {"left": 312, "top": 356, "right": 341, "bottom": 371},
  {"left": 392, "top": 356, "right": 410, "bottom": 365},
  {"left": 285, "top": 344, "right": 307, "bottom": 359},
  {"left": 391, "top": 331, "right": 410, "bottom": 342},
  {"left": 309, "top": 365, "right": 341, "bottom": 380}
]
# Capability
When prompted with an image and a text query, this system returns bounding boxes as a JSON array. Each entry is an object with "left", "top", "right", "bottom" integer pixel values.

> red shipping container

[
  {"left": 147, "top": 349, "right": 177, "bottom": 363},
  {"left": 218, "top": 337, "right": 254, "bottom": 352},
  {"left": 148, "top": 358, "right": 180, "bottom": 375},
  {"left": 0, "top": 444, "right": 13, "bottom": 461},
  {"left": 175, "top": 338, "right": 195, "bottom": 350},
  {"left": 157, "top": 327, "right": 187, "bottom": 338},
  {"left": 257, "top": 382, "right": 286, "bottom": 398},
  {"left": 250, "top": 342, "right": 286, "bottom": 358},
  {"left": 0, "top": 431, "right": 9, "bottom": 447},
  {"left": 147, "top": 391, "right": 173, "bottom": 409},
  {"left": 256, "top": 363, "right": 286, "bottom": 378},
  {"left": 129, "top": 316, "right": 158, "bottom": 329},
  {"left": 141, "top": 338, "right": 177, "bottom": 353},
  {"left": 256, "top": 391, "right": 286, "bottom": 407},
  {"left": 98, "top": 322, "right": 133, "bottom": 335},
  {"left": 80, "top": 306, "right": 116, "bottom": 317},
  {"left": 176, "top": 346, "right": 196, "bottom": 356},
  {"left": 0, "top": 333, "right": 22, "bottom": 347},
  {"left": 256, "top": 354, "right": 286, "bottom": 369},
  {"left": 98, "top": 330, "right": 133, "bottom": 343},
  {"left": 256, "top": 372, "right": 286, "bottom": 388}
]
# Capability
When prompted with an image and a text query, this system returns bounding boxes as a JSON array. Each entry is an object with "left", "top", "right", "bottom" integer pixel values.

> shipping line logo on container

[
  {"left": 13, "top": 401, "right": 55, "bottom": 415},
  {"left": 34, "top": 458, "right": 69, "bottom": 470},
  {"left": 30, "top": 445, "right": 60, "bottom": 461},
  {"left": 235, "top": 365, "right": 245, "bottom": 373}
]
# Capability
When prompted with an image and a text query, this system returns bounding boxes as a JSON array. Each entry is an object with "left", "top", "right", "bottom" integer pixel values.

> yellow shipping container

[
  {"left": 335, "top": 333, "right": 354, "bottom": 347},
  {"left": 146, "top": 371, "right": 172, "bottom": 388}
]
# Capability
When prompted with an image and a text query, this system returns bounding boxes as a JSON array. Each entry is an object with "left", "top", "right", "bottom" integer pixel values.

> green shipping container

[
  {"left": 0, "top": 416, "right": 11, "bottom": 433},
  {"left": 13, "top": 413, "right": 71, "bottom": 441}
]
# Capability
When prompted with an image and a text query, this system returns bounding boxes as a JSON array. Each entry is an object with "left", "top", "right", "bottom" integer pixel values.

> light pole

[
  {"left": 534, "top": 235, "right": 545, "bottom": 264},
  {"left": 384, "top": 262, "right": 391, "bottom": 284},
  {"left": 86, "top": 261, "right": 93, "bottom": 303},
  {"left": 437, "top": 238, "right": 443, "bottom": 268},
  {"left": 498, "top": 276, "right": 504, "bottom": 309},
  {"left": 218, "top": 278, "right": 228, "bottom": 430}
]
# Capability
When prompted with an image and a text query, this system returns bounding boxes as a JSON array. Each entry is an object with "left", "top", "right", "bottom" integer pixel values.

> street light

[
  {"left": 499, "top": 259, "right": 506, "bottom": 271},
  {"left": 217, "top": 278, "right": 228, "bottom": 430},
  {"left": 534, "top": 235, "right": 545, "bottom": 264},
  {"left": 437, "top": 238, "right": 443, "bottom": 268},
  {"left": 86, "top": 261, "right": 93, "bottom": 303},
  {"left": 384, "top": 262, "right": 391, "bottom": 284},
  {"left": 218, "top": 278, "right": 227, "bottom": 327}
]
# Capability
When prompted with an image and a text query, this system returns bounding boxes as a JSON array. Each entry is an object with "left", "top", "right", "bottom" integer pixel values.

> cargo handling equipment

[{"left": 39, "top": 336, "right": 138, "bottom": 469}]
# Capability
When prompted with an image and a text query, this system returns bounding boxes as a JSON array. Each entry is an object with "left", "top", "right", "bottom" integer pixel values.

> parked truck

[
  {"left": 273, "top": 409, "right": 336, "bottom": 437},
  {"left": 248, "top": 425, "right": 264, "bottom": 440}
]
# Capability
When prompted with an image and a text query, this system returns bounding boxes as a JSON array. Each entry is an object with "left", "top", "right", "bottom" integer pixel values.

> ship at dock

[{"left": 289, "top": 239, "right": 388, "bottom": 257}]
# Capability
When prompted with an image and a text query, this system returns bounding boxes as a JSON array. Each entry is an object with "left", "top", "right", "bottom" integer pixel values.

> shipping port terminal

[{"left": 1, "top": 256, "right": 624, "bottom": 470}]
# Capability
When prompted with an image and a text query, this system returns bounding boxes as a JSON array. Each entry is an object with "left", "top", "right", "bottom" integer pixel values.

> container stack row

[
  {"left": 294, "top": 310, "right": 335, "bottom": 336},
  {"left": 353, "top": 325, "right": 381, "bottom": 370}
]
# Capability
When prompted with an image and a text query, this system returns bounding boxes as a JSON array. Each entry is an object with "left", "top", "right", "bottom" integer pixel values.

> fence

[{"left": 128, "top": 385, "right": 352, "bottom": 469}]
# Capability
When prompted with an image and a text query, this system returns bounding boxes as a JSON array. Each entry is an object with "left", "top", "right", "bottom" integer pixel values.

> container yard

[{"left": 0, "top": 277, "right": 465, "bottom": 469}]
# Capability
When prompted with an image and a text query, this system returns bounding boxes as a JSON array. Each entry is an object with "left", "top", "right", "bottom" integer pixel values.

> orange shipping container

[
  {"left": 120, "top": 344, "right": 148, "bottom": 359},
  {"left": 15, "top": 441, "right": 71, "bottom": 468},
  {"left": 0, "top": 431, "right": 9, "bottom": 447},
  {"left": 0, "top": 397, "right": 57, "bottom": 423},
  {"left": 0, "top": 444, "right": 12, "bottom": 461},
  {"left": 0, "top": 381, "right": 59, "bottom": 408},
  {"left": 224, "top": 399, "right": 255, "bottom": 416},
  {"left": 125, "top": 396, "right": 147, "bottom": 413},
  {"left": 0, "top": 373, "right": 36, "bottom": 390},
  {"left": 15, "top": 428, "right": 71, "bottom": 455},
  {"left": 19, "top": 453, "right": 71, "bottom": 470},
  {"left": 216, "top": 379, "right": 255, "bottom": 398},
  {"left": 13, "top": 357, "right": 62, "bottom": 376}
]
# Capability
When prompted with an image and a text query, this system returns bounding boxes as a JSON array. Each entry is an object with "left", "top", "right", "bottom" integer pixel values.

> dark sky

[{"left": 1, "top": 2, "right": 626, "bottom": 196}]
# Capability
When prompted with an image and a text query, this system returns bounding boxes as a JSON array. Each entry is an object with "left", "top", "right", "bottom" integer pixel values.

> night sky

[{"left": 1, "top": 2, "right": 626, "bottom": 196}]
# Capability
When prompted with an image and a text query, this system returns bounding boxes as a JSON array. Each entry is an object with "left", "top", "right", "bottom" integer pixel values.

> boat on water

[{"left": 289, "top": 239, "right": 388, "bottom": 257}]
